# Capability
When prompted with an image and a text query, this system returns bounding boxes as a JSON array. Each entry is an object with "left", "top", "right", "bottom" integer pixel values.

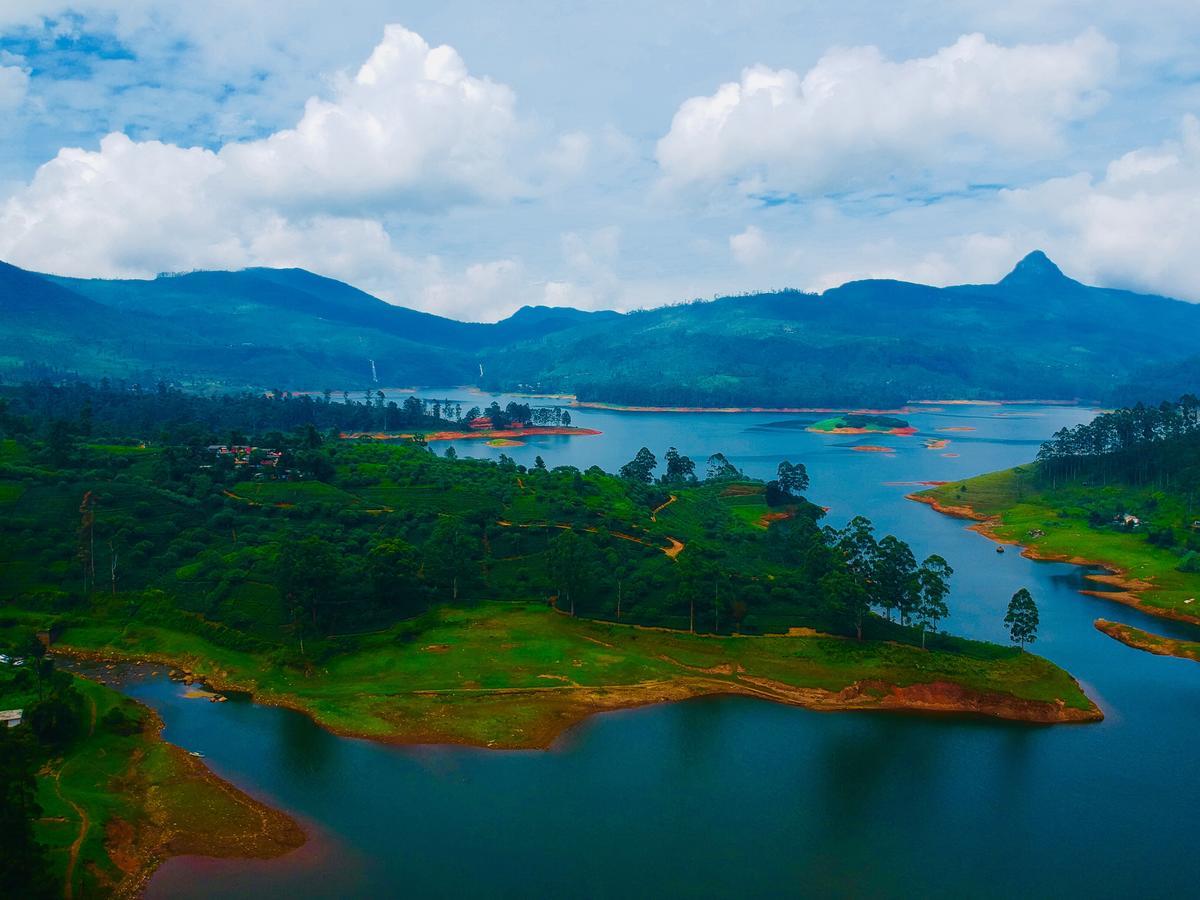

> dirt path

[
  {"left": 496, "top": 518, "right": 685, "bottom": 559},
  {"left": 58, "top": 692, "right": 97, "bottom": 899},
  {"left": 59, "top": 778, "right": 88, "bottom": 900},
  {"left": 650, "top": 494, "right": 677, "bottom": 521}
]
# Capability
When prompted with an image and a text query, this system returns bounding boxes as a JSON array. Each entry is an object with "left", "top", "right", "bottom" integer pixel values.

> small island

[{"left": 807, "top": 414, "right": 916, "bottom": 436}]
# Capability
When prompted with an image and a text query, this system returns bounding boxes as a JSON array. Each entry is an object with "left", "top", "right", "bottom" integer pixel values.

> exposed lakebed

[{"left": 118, "top": 400, "right": 1200, "bottom": 898}]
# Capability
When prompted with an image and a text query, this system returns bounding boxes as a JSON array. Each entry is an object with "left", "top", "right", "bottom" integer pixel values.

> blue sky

[{"left": 1, "top": 1, "right": 1199, "bottom": 320}]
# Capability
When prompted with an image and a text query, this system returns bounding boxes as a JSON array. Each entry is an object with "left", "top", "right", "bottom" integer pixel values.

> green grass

[
  {"left": 1095, "top": 619, "right": 1200, "bottom": 663},
  {"left": 920, "top": 466, "right": 1200, "bottom": 621},
  {"left": 808, "top": 414, "right": 910, "bottom": 433},
  {"left": 16, "top": 601, "right": 1096, "bottom": 748}
]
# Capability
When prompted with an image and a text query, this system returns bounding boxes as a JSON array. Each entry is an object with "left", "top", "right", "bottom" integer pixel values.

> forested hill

[
  {"left": 1, "top": 252, "right": 1198, "bottom": 405},
  {"left": 481, "top": 251, "right": 1200, "bottom": 407}
]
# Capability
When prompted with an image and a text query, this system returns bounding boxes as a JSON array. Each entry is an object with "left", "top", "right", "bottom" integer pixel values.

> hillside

[
  {"left": 1, "top": 252, "right": 1198, "bottom": 404},
  {"left": 480, "top": 251, "right": 1200, "bottom": 406},
  {"left": 0, "top": 387, "right": 1099, "bottom": 755}
]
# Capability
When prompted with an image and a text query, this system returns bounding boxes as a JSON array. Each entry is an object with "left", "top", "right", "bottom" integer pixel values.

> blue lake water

[{"left": 118, "top": 399, "right": 1200, "bottom": 898}]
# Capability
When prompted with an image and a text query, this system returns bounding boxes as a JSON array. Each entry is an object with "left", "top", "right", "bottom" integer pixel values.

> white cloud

[
  {"left": 999, "top": 114, "right": 1200, "bottom": 299},
  {"left": 656, "top": 30, "right": 1117, "bottom": 196},
  {"left": 729, "top": 225, "right": 768, "bottom": 266},
  {"left": 0, "top": 60, "right": 30, "bottom": 112},
  {"left": 222, "top": 25, "right": 520, "bottom": 210},
  {"left": 0, "top": 25, "right": 540, "bottom": 319}
]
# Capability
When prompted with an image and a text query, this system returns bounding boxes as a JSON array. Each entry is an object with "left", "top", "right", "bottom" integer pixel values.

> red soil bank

[{"left": 340, "top": 426, "right": 601, "bottom": 442}]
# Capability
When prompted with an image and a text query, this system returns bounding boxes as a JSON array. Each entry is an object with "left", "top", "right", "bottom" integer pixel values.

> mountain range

[{"left": 0, "top": 252, "right": 1196, "bottom": 406}]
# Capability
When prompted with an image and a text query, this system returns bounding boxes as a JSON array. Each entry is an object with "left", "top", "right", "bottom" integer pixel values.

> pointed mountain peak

[{"left": 998, "top": 250, "right": 1073, "bottom": 287}]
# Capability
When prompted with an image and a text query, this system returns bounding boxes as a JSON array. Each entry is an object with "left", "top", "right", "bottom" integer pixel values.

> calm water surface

[{"left": 126, "top": 399, "right": 1199, "bottom": 898}]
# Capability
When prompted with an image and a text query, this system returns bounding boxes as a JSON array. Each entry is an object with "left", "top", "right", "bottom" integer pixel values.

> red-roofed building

[{"left": 469, "top": 417, "right": 493, "bottom": 430}]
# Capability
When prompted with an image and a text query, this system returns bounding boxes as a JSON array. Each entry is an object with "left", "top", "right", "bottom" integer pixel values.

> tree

[
  {"left": 276, "top": 536, "right": 343, "bottom": 651},
  {"left": 834, "top": 516, "right": 879, "bottom": 587},
  {"left": 444, "top": 445, "right": 457, "bottom": 459},
  {"left": 766, "top": 461, "right": 810, "bottom": 507},
  {"left": 915, "top": 555, "right": 953, "bottom": 648},
  {"left": 619, "top": 447, "right": 657, "bottom": 483},
  {"left": 673, "top": 553, "right": 709, "bottom": 633},
  {"left": 662, "top": 447, "right": 696, "bottom": 484},
  {"left": 776, "top": 460, "right": 810, "bottom": 496},
  {"left": 561, "top": 410, "right": 571, "bottom": 426},
  {"left": 706, "top": 452, "right": 740, "bottom": 481},
  {"left": 0, "top": 728, "right": 54, "bottom": 896},
  {"left": 548, "top": 529, "right": 599, "bottom": 616},
  {"left": 820, "top": 567, "right": 870, "bottom": 640},
  {"left": 424, "top": 518, "right": 478, "bottom": 602},
  {"left": 534, "top": 455, "right": 547, "bottom": 470},
  {"left": 875, "top": 534, "right": 918, "bottom": 624},
  {"left": 366, "top": 538, "right": 421, "bottom": 613},
  {"left": 1004, "top": 588, "right": 1039, "bottom": 650}
]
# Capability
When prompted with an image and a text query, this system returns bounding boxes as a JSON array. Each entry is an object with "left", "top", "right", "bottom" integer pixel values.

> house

[
  {"left": 0, "top": 709, "right": 23, "bottom": 728},
  {"left": 1116, "top": 513, "right": 1141, "bottom": 527},
  {"left": 469, "top": 417, "right": 493, "bottom": 430}
]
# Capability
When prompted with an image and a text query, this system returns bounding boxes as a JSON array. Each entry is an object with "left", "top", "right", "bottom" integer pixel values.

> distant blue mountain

[{"left": 1, "top": 253, "right": 1196, "bottom": 404}]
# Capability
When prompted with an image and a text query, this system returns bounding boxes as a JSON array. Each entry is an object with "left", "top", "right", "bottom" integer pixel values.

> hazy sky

[{"left": 1, "top": 1, "right": 1199, "bottom": 320}]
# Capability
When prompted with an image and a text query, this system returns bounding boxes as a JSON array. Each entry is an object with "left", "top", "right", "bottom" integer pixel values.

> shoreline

[
  {"left": 1094, "top": 619, "right": 1200, "bottom": 663},
  {"left": 52, "top": 679, "right": 305, "bottom": 897},
  {"left": 53, "top": 640, "right": 1100, "bottom": 756},
  {"left": 571, "top": 401, "right": 915, "bottom": 415},
  {"left": 568, "top": 399, "right": 1090, "bottom": 414},
  {"left": 907, "top": 493, "right": 1200, "bottom": 627},
  {"left": 809, "top": 426, "right": 918, "bottom": 436},
  {"left": 339, "top": 425, "right": 601, "bottom": 443}
]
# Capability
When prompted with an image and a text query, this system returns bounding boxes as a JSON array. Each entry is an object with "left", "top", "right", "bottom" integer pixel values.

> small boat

[
  {"left": 189, "top": 750, "right": 205, "bottom": 758},
  {"left": 996, "top": 546, "right": 1005, "bottom": 554}
]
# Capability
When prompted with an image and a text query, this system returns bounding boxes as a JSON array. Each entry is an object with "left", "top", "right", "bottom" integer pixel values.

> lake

[{"left": 117, "top": 398, "right": 1200, "bottom": 898}]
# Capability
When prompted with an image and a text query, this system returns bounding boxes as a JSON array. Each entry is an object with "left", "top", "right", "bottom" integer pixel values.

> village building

[{"left": 0, "top": 709, "right": 23, "bottom": 728}]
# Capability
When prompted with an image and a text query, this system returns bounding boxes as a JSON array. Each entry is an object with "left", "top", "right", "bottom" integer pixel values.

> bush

[
  {"left": 1148, "top": 527, "right": 1177, "bottom": 549},
  {"left": 1177, "top": 552, "right": 1200, "bottom": 574},
  {"left": 101, "top": 705, "right": 144, "bottom": 736}
]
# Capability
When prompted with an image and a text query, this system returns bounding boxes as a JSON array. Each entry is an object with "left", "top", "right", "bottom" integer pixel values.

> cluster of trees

[
  {"left": 1037, "top": 395, "right": 1200, "bottom": 488},
  {"left": 0, "top": 378, "right": 1002, "bottom": 661},
  {"left": 819, "top": 517, "right": 954, "bottom": 644},
  {"left": 617, "top": 448, "right": 801, "bottom": 497},
  {"left": 0, "top": 380, "right": 576, "bottom": 448}
]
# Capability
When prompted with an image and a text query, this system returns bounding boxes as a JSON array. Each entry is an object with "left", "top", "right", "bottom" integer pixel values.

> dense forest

[
  {"left": 1036, "top": 395, "right": 1200, "bottom": 490},
  {"left": 0, "top": 381, "right": 956, "bottom": 664}
]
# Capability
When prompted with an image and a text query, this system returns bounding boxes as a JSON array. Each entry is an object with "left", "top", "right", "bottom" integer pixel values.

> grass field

[
  {"left": 918, "top": 467, "right": 1200, "bottom": 623},
  {"left": 5, "top": 602, "right": 1100, "bottom": 750}
]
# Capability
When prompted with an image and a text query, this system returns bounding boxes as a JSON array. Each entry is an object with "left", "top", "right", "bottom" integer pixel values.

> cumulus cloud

[
  {"left": 999, "top": 114, "right": 1200, "bottom": 299},
  {"left": 0, "top": 25, "right": 541, "bottom": 319},
  {"left": 222, "top": 25, "right": 520, "bottom": 210},
  {"left": 656, "top": 31, "right": 1117, "bottom": 196}
]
